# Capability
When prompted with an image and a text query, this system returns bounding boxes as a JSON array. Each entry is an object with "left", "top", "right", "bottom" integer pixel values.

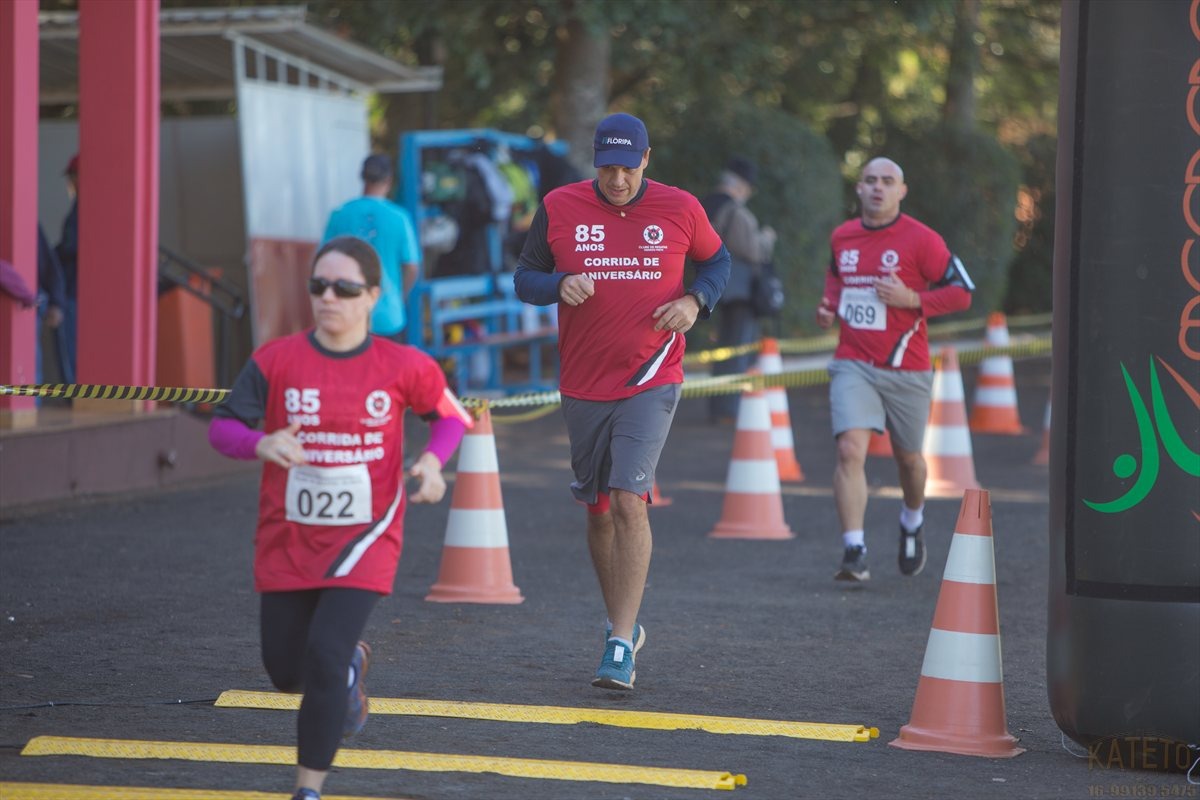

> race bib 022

[{"left": 285, "top": 463, "right": 373, "bottom": 526}]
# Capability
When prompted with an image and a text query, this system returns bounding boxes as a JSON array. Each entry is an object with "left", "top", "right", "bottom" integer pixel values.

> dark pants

[
  {"left": 260, "top": 588, "right": 380, "bottom": 770},
  {"left": 708, "top": 300, "right": 760, "bottom": 421},
  {"left": 60, "top": 296, "right": 77, "bottom": 385}
]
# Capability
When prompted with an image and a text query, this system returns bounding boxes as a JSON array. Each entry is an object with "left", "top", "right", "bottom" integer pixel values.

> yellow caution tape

[
  {"left": 681, "top": 341, "right": 762, "bottom": 366},
  {"left": 688, "top": 311, "right": 1052, "bottom": 365},
  {"left": 216, "top": 690, "right": 878, "bottom": 743},
  {"left": 0, "top": 384, "right": 228, "bottom": 404},
  {"left": 0, "top": 783, "right": 403, "bottom": 800},
  {"left": 21, "top": 736, "right": 747, "bottom": 792},
  {"left": 0, "top": 333, "right": 1052, "bottom": 418},
  {"left": 952, "top": 336, "right": 1053, "bottom": 367}
]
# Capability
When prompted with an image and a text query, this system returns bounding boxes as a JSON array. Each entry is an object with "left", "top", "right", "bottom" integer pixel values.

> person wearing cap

[
  {"left": 701, "top": 156, "right": 778, "bottom": 424},
  {"left": 322, "top": 154, "right": 420, "bottom": 341},
  {"left": 815, "top": 156, "right": 974, "bottom": 583},
  {"left": 514, "top": 112, "right": 730, "bottom": 690},
  {"left": 54, "top": 155, "right": 80, "bottom": 384}
]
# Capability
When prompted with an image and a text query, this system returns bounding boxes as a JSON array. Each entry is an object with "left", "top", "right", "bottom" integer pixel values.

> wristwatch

[{"left": 688, "top": 289, "right": 708, "bottom": 311}]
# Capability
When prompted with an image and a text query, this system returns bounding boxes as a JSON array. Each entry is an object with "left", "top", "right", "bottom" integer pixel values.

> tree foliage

[
  {"left": 649, "top": 100, "right": 844, "bottom": 336},
  {"left": 882, "top": 125, "right": 1021, "bottom": 316},
  {"left": 149, "top": 0, "right": 1061, "bottom": 327}
]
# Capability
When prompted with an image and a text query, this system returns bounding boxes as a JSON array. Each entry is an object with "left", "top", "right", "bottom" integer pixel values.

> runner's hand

[
  {"left": 816, "top": 298, "right": 836, "bottom": 329},
  {"left": 652, "top": 295, "right": 700, "bottom": 333},
  {"left": 874, "top": 274, "right": 917, "bottom": 308},
  {"left": 559, "top": 274, "right": 595, "bottom": 306},
  {"left": 408, "top": 451, "right": 446, "bottom": 504},
  {"left": 255, "top": 421, "right": 306, "bottom": 468}
]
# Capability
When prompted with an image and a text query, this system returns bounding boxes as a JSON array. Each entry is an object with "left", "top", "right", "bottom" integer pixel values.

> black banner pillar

[{"left": 1048, "top": 0, "right": 1200, "bottom": 759}]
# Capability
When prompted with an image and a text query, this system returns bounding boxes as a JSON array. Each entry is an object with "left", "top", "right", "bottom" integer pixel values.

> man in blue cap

[{"left": 515, "top": 112, "right": 730, "bottom": 689}]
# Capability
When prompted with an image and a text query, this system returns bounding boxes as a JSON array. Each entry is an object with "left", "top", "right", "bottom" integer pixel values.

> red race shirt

[
  {"left": 543, "top": 180, "right": 722, "bottom": 400},
  {"left": 824, "top": 213, "right": 970, "bottom": 370},
  {"left": 246, "top": 332, "right": 447, "bottom": 594}
]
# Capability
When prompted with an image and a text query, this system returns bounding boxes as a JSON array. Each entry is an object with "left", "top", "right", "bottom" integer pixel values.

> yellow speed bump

[
  {"left": 21, "top": 736, "right": 747, "bottom": 792},
  {"left": 216, "top": 690, "right": 879, "bottom": 742},
  {"left": 0, "top": 783, "right": 408, "bottom": 800}
]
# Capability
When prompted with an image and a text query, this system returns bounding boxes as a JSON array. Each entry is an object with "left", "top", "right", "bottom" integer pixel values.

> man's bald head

[
  {"left": 862, "top": 157, "right": 904, "bottom": 184},
  {"left": 856, "top": 157, "right": 908, "bottom": 226}
]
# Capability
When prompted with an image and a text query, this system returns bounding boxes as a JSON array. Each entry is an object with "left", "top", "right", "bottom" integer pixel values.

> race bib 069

[
  {"left": 285, "top": 464, "right": 373, "bottom": 526},
  {"left": 838, "top": 287, "right": 887, "bottom": 331}
]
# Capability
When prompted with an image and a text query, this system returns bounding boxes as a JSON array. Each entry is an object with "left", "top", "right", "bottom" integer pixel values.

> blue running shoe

[
  {"left": 291, "top": 790, "right": 321, "bottom": 800},
  {"left": 343, "top": 640, "right": 370, "bottom": 738},
  {"left": 604, "top": 622, "right": 646, "bottom": 656},
  {"left": 592, "top": 637, "right": 636, "bottom": 690}
]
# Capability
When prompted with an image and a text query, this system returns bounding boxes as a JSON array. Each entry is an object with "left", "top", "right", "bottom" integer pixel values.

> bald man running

[{"left": 816, "top": 157, "right": 975, "bottom": 582}]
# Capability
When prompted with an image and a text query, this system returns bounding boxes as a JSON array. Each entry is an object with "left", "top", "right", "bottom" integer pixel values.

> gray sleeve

[
  {"left": 723, "top": 205, "right": 769, "bottom": 265},
  {"left": 213, "top": 359, "right": 268, "bottom": 428}
]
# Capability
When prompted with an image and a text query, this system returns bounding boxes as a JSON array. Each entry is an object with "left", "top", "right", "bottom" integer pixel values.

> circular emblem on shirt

[
  {"left": 881, "top": 249, "right": 900, "bottom": 270},
  {"left": 365, "top": 390, "right": 391, "bottom": 419},
  {"left": 643, "top": 225, "right": 664, "bottom": 245}
]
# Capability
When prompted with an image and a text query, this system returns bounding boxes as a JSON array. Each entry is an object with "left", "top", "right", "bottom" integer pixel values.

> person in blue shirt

[{"left": 322, "top": 154, "right": 420, "bottom": 341}]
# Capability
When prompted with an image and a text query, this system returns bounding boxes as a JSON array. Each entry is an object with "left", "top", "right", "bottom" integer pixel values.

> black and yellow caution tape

[
  {"left": 687, "top": 311, "right": 1053, "bottom": 365},
  {"left": 0, "top": 783, "right": 402, "bottom": 800},
  {"left": 681, "top": 341, "right": 762, "bottom": 366},
  {"left": 0, "top": 334, "right": 1052, "bottom": 422},
  {"left": 0, "top": 383, "right": 229, "bottom": 404},
  {"left": 216, "top": 689, "right": 879, "bottom": 742},
  {"left": 21, "top": 736, "right": 748, "bottom": 791},
  {"left": 950, "top": 336, "right": 1053, "bottom": 367}
]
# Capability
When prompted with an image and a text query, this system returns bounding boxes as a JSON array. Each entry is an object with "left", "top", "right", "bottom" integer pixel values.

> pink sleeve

[
  {"left": 208, "top": 416, "right": 264, "bottom": 461},
  {"left": 423, "top": 415, "right": 467, "bottom": 467},
  {"left": 0, "top": 260, "right": 36, "bottom": 307}
]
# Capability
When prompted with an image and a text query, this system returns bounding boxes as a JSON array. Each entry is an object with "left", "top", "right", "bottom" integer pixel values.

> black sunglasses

[{"left": 308, "top": 277, "right": 370, "bottom": 298}]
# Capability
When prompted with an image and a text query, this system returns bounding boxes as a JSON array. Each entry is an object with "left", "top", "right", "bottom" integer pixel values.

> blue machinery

[{"left": 397, "top": 129, "right": 569, "bottom": 393}]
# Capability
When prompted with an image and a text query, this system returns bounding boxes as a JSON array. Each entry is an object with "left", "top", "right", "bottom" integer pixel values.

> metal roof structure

[{"left": 39, "top": 5, "right": 443, "bottom": 105}]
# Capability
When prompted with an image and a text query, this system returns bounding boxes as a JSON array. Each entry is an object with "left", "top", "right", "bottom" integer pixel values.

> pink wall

[
  {"left": 76, "top": 0, "right": 160, "bottom": 388},
  {"left": 0, "top": 0, "right": 40, "bottom": 415}
]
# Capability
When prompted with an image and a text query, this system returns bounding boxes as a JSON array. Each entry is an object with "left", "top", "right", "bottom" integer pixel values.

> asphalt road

[{"left": 2, "top": 357, "right": 1194, "bottom": 799}]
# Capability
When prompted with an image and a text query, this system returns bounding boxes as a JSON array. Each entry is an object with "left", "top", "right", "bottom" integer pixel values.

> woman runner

[{"left": 209, "top": 235, "right": 469, "bottom": 799}]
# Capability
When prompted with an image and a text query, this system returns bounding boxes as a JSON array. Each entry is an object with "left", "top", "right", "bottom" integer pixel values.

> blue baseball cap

[{"left": 593, "top": 113, "right": 649, "bottom": 169}]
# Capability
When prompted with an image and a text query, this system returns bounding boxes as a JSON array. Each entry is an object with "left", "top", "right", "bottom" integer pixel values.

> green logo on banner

[{"left": 1084, "top": 358, "right": 1200, "bottom": 515}]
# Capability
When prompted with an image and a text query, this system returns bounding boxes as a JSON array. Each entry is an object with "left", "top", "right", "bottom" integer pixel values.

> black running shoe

[
  {"left": 898, "top": 524, "right": 927, "bottom": 576},
  {"left": 835, "top": 545, "right": 870, "bottom": 581}
]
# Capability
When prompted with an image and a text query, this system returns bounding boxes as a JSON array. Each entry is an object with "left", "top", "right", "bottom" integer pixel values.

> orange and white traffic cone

[
  {"left": 426, "top": 408, "right": 524, "bottom": 604},
  {"left": 969, "top": 312, "right": 1025, "bottom": 435},
  {"left": 758, "top": 338, "right": 804, "bottom": 482},
  {"left": 868, "top": 430, "right": 894, "bottom": 458},
  {"left": 708, "top": 385, "right": 794, "bottom": 540},
  {"left": 1031, "top": 399, "right": 1050, "bottom": 466},
  {"left": 923, "top": 347, "right": 981, "bottom": 497},
  {"left": 650, "top": 480, "right": 673, "bottom": 507},
  {"left": 890, "top": 489, "right": 1024, "bottom": 758}
]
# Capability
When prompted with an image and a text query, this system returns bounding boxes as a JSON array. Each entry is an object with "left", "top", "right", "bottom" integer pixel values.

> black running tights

[{"left": 260, "top": 588, "right": 380, "bottom": 770}]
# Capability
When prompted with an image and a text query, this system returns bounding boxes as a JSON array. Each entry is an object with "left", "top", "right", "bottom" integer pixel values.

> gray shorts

[
  {"left": 561, "top": 384, "right": 682, "bottom": 504},
  {"left": 828, "top": 358, "right": 933, "bottom": 453}
]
